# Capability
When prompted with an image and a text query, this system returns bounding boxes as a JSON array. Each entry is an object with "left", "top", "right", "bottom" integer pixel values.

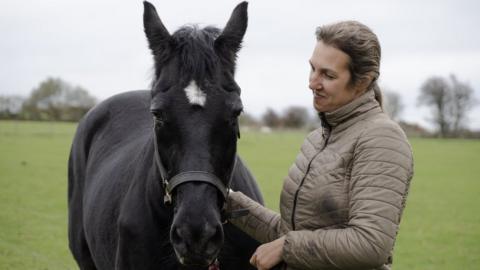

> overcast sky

[{"left": 1, "top": 0, "right": 479, "bottom": 130}]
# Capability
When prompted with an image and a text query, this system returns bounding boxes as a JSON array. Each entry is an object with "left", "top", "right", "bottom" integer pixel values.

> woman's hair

[{"left": 315, "top": 21, "right": 382, "bottom": 106}]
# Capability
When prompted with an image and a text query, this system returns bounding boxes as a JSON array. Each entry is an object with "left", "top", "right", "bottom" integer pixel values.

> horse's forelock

[
  {"left": 151, "top": 25, "right": 237, "bottom": 88},
  {"left": 173, "top": 25, "right": 222, "bottom": 82}
]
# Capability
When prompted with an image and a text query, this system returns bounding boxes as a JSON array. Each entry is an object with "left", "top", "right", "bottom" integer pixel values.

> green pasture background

[{"left": 1, "top": 120, "right": 479, "bottom": 269}]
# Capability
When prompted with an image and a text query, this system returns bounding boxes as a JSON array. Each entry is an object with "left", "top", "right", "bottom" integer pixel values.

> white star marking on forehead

[{"left": 184, "top": 80, "right": 207, "bottom": 106}]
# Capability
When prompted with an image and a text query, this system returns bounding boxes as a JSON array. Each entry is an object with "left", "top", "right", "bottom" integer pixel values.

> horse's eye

[
  {"left": 151, "top": 109, "right": 163, "bottom": 117},
  {"left": 151, "top": 109, "right": 166, "bottom": 126},
  {"left": 154, "top": 117, "right": 164, "bottom": 126}
]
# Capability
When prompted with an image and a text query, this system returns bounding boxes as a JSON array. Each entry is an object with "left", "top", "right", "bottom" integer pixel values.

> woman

[{"left": 227, "top": 21, "right": 414, "bottom": 270}]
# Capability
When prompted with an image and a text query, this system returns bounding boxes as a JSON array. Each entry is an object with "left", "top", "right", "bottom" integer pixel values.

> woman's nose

[
  {"left": 309, "top": 72, "right": 322, "bottom": 89},
  {"left": 309, "top": 76, "right": 322, "bottom": 90}
]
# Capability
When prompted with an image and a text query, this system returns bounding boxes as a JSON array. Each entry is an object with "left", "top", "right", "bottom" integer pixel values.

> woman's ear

[{"left": 353, "top": 73, "right": 376, "bottom": 95}]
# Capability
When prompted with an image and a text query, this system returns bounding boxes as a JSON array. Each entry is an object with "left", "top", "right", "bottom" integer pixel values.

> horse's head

[{"left": 143, "top": 1, "right": 247, "bottom": 266}]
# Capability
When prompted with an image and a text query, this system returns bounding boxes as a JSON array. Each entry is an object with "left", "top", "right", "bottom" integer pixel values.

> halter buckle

[{"left": 163, "top": 192, "right": 172, "bottom": 204}]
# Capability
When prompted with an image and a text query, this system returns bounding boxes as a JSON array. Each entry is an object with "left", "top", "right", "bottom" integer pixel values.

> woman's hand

[{"left": 250, "top": 236, "right": 285, "bottom": 270}]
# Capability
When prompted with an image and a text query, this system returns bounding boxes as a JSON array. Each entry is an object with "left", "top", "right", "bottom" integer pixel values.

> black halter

[{"left": 152, "top": 127, "right": 248, "bottom": 222}]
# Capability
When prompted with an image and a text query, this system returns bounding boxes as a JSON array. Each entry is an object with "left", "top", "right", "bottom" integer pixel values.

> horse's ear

[
  {"left": 215, "top": 2, "right": 248, "bottom": 61},
  {"left": 143, "top": 1, "right": 171, "bottom": 56}
]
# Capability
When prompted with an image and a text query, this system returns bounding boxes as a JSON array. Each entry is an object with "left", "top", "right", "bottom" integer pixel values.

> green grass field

[{"left": 1, "top": 120, "right": 479, "bottom": 269}]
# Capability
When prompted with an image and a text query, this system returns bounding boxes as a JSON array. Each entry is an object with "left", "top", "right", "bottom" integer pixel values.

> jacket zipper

[{"left": 290, "top": 125, "right": 331, "bottom": 230}]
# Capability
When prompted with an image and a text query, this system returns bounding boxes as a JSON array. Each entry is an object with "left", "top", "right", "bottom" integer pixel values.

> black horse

[{"left": 68, "top": 1, "right": 263, "bottom": 269}]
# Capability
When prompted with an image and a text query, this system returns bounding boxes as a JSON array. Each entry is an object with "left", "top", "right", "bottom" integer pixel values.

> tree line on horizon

[
  {"left": 0, "top": 75, "right": 477, "bottom": 138},
  {"left": 0, "top": 77, "right": 96, "bottom": 122}
]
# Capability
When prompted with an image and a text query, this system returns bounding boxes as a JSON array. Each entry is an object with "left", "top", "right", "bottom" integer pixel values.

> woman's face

[{"left": 309, "top": 41, "right": 364, "bottom": 113}]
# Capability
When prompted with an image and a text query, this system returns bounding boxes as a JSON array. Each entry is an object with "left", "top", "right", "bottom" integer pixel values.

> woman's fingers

[
  {"left": 249, "top": 237, "right": 286, "bottom": 269},
  {"left": 249, "top": 253, "right": 257, "bottom": 267}
]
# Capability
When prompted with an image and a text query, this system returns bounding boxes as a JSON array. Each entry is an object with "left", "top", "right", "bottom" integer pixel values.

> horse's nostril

[
  {"left": 205, "top": 224, "right": 223, "bottom": 253},
  {"left": 171, "top": 226, "right": 184, "bottom": 245},
  {"left": 199, "top": 223, "right": 222, "bottom": 253}
]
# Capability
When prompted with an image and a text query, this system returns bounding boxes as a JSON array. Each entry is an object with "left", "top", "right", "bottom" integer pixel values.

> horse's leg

[
  {"left": 68, "top": 157, "right": 97, "bottom": 269},
  {"left": 69, "top": 228, "right": 97, "bottom": 270},
  {"left": 68, "top": 193, "right": 97, "bottom": 269}
]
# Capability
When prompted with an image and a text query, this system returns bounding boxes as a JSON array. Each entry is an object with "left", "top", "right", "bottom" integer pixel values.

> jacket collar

[{"left": 321, "top": 89, "right": 380, "bottom": 128}]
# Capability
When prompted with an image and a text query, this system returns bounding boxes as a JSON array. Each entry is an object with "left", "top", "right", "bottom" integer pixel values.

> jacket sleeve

[
  {"left": 282, "top": 125, "right": 414, "bottom": 269},
  {"left": 227, "top": 190, "right": 282, "bottom": 243}
]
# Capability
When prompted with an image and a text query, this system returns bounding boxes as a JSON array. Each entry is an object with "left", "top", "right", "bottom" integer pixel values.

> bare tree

[
  {"left": 0, "top": 95, "right": 25, "bottom": 119},
  {"left": 418, "top": 74, "right": 476, "bottom": 137},
  {"left": 449, "top": 75, "right": 475, "bottom": 135},
  {"left": 383, "top": 90, "right": 404, "bottom": 121},
  {"left": 418, "top": 76, "right": 452, "bottom": 137},
  {"left": 262, "top": 108, "right": 281, "bottom": 128},
  {"left": 282, "top": 106, "right": 310, "bottom": 128}
]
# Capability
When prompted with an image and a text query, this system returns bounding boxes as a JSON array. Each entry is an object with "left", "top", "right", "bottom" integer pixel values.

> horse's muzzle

[{"left": 170, "top": 218, "right": 224, "bottom": 266}]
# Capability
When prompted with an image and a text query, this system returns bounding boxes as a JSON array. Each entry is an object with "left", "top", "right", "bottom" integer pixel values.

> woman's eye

[{"left": 325, "top": 73, "right": 335, "bottom": 79}]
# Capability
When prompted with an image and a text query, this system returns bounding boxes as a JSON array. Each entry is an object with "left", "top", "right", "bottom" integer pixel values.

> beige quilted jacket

[{"left": 227, "top": 90, "right": 414, "bottom": 270}]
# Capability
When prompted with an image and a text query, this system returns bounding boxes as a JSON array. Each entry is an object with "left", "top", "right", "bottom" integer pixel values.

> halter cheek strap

[{"left": 152, "top": 132, "right": 171, "bottom": 203}]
